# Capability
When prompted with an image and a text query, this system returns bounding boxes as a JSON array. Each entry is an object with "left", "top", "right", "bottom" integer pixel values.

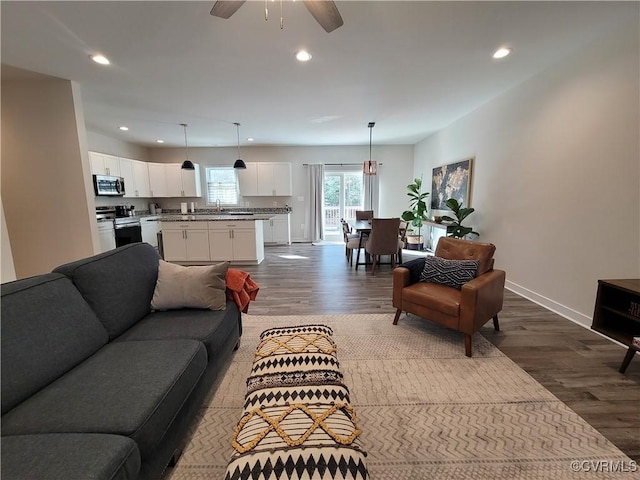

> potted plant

[
  {"left": 401, "top": 176, "right": 430, "bottom": 250},
  {"left": 442, "top": 198, "right": 479, "bottom": 239}
]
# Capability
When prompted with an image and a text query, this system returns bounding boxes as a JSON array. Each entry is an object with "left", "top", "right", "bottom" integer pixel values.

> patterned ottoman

[{"left": 224, "top": 325, "right": 368, "bottom": 480}]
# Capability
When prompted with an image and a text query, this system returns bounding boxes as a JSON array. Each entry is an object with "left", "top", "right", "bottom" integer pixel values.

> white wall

[
  {"left": 2, "top": 74, "right": 98, "bottom": 278},
  {"left": 87, "top": 131, "right": 149, "bottom": 162},
  {"left": 1, "top": 198, "right": 16, "bottom": 282},
  {"left": 148, "top": 144, "right": 414, "bottom": 242},
  {"left": 413, "top": 20, "right": 640, "bottom": 326}
]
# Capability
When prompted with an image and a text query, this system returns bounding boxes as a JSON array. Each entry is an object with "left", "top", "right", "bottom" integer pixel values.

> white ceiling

[{"left": 1, "top": 1, "right": 635, "bottom": 148}]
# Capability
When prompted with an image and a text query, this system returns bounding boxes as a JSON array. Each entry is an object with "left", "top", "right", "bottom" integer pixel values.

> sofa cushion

[
  {"left": 151, "top": 260, "right": 229, "bottom": 311},
  {"left": 116, "top": 301, "right": 240, "bottom": 357},
  {"left": 53, "top": 243, "right": 160, "bottom": 340},
  {"left": 420, "top": 255, "right": 480, "bottom": 289},
  {"left": 403, "top": 282, "right": 461, "bottom": 317},
  {"left": 1, "top": 273, "right": 109, "bottom": 415},
  {"left": 1, "top": 340, "right": 207, "bottom": 460},
  {"left": 1, "top": 433, "right": 140, "bottom": 480}
]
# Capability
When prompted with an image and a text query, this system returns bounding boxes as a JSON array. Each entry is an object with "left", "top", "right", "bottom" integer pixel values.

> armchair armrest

[
  {"left": 459, "top": 269, "right": 506, "bottom": 334},
  {"left": 392, "top": 267, "right": 411, "bottom": 309}
]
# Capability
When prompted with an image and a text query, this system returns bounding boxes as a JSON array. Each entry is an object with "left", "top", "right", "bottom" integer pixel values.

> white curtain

[
  {"left": 307, "top": 164, "right": 325, "bottom": 242},
  {"left": 363, "top": 171, "right": 380, "bottom": 216}
]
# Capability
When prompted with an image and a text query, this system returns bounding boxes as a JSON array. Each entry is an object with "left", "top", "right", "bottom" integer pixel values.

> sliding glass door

[{"left": 323, "top": 169, "right": 363, "bottom": 237}]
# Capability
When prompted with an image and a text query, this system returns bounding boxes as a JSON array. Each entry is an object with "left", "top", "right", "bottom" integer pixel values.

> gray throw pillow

[
  {"left": 151, "top": 260, "right": 229, "bottom": 311},
  {"left": 419, "top": 256, "right": 480, "bottom": 289}
]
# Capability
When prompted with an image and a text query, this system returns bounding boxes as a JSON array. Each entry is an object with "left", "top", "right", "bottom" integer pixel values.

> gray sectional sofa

[{"left": 1, "top": 243, "right": 242, "bottom": 480}]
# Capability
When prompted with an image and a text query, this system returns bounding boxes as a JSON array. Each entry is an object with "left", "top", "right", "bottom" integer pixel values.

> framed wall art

[{"left": 430, "top": 158, "right": 473, "bottom": 210}]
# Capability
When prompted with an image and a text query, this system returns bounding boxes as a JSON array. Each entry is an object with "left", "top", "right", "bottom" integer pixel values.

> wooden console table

[{"left": 591, "top": 279, "right": 640, "bottom": 373}]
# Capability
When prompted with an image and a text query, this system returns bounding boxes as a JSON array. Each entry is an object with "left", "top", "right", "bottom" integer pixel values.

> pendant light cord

[
  {"left": 181, "top": 123, "right": 189, "bottom": 160},
  {"left": 234, "top": 122, "right": 241, "bottom": 158}
]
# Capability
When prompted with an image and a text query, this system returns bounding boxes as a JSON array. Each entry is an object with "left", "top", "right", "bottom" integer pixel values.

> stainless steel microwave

[{"left": 93, "top": 175, "right": 126, "bottom": 196}]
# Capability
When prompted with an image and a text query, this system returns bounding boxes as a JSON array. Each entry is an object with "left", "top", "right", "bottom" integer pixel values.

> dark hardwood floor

[{"left": 240, "top": 243, "right": 640, "bottom": 461}]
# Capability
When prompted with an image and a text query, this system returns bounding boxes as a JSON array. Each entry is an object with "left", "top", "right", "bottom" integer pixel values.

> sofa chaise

[{"left": 1, "top": 243, "right": 242, "bottom": 480}]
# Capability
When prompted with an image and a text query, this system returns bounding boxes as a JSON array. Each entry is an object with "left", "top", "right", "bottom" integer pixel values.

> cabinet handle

[
  {"left": 229, "top": 230, "right": 232, "bottom": 239},
  {"left": 181, "top": 190, "right": 185, "bottom": 197},
  {"left": 185, "top": 231, "right": 188, "bottom": 239}
]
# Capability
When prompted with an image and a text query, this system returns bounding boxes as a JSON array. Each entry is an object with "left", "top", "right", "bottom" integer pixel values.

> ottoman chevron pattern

[{"left": 224, "top": 325, "right": 369, "bottom": 480}]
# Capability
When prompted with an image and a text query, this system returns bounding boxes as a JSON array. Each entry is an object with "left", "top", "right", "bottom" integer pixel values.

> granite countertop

[{"left": 159, "top": 214, "right": 275, "bottom": 222}]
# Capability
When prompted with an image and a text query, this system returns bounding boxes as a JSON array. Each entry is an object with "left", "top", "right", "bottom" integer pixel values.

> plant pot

[{"left": 406, "top": 235, "right": 424, "bottom": 251}]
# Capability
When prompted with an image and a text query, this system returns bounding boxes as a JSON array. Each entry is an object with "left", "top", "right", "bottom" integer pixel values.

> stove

[{"left": 95, "top": 206, "right": 142, "bottom": 247}]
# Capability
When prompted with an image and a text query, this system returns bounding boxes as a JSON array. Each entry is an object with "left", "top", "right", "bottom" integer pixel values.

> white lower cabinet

[
  {"left": 97, "top": 222, "right": 115, "bottom": 253},
  {"left": 161, "top": 223, "right": 210, "bottom": 262},
  {"left": 263, "top": 214, "right": 291, "bottom": 244},
  {"left": 208, "top": 221, "right": 264, "bottom": 264},
  {"left": 141, "top": 217, "right": 161, "bottom": 247}
]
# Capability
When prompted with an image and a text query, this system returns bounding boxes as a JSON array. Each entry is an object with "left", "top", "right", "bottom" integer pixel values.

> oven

[{"left": 114, "top": 217, "right": 142, "bottom": 247}]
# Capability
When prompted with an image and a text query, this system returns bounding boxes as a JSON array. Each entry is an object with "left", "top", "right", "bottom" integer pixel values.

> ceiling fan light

[{"left": 234, "top": 159, "right": 247, "bottom": 169}]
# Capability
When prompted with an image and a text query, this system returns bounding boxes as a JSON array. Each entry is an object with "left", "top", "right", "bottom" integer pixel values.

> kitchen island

[{"left": 160, "top": 214, "right": 271, "bottom": 265}]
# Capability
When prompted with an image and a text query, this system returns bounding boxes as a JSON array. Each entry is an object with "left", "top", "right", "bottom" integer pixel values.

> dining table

[{"left": 347, "top": 219, "right": 372, "bottom": 270}]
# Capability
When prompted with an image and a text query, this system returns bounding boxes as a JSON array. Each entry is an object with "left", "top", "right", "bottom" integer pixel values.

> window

[{"left": 205, "top": 167, "right": 239, "bottom": 205}]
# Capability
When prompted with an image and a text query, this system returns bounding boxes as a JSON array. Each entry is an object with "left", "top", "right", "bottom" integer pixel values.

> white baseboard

[{"left": 505, "top": 279, "right": 593, "bottom": 329}]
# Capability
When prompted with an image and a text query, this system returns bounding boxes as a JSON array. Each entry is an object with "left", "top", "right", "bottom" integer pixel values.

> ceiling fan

[{"left": 210, "top": 0, "right": 344, "bottom": 33}]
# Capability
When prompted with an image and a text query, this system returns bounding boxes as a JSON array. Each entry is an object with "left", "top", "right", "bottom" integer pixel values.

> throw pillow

[
  {"left": 399, "top": 257, "right": 427, "bottom": 284},
  {"left": 420, "top": 255, "right": 480, "bottom": 289},
  {"left": 151, "top": 260, "right": 229, "bottom": 311}
]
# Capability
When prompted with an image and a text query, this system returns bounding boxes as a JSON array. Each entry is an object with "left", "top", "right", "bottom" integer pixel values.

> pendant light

[
  {"left": 363, "top": 121, "right": 377, "bottom": 175},
  {"left": 180, "top": 123, "right": 195, "bottom": 170},
  {"left": 233, "top": 122, "right": 247, "bottom": 169}
]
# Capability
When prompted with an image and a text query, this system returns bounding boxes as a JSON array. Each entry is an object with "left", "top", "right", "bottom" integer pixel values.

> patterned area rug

[{"left": 166, "top": 314, "right": 636, "bottom": 480}]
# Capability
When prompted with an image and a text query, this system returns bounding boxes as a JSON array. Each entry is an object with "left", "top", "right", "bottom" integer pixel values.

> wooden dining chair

[
  {"left": 355, "top": 210, "right": 374, "bottom": 221},
  {"left": 341, "top": 219, "right": 360, "bottom": 264},
  {"left": 364, "top": 218, "right": 404, "bottom": 275}
]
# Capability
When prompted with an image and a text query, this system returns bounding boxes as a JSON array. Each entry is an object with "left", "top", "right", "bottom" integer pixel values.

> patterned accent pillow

[{"left": 419, "top": 256, "right": 480, "bottom": 289}]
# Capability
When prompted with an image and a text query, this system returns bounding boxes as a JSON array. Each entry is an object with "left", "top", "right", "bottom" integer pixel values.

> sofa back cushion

[
  {"left": 53, "top": 243, "right": 160, "bottom": 340},
  {"left": 435, "top": 237, "right": 496, "bottom": 275},
  {"left": 1, "top": 273, "right": 109, "bottom": 414}
]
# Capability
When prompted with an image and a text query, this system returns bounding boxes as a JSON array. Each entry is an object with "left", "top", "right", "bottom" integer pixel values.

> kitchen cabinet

[
  {"left": 89, "top": 151, "right": 121, "bottom": 177},
  {"left": 149, "top": 163, "right": 201, "bottom": 198},
  {"left": 120, "top": 158, "right": 151, "bottom": 198},
  {"left": 97, "top": 221, "right": 115, "bottom": 253},
  {"left": 148, "top": 163, "right": 168, "bottom": 198},
  {"left": 208, "top": 221, "right": 264, "bottom": 264},
  {"left": 263, "top": 214, "right": 291, "bottom": 244},
  {"left": 141, "top": 217, "right": 161, "bottom": 247},
  {"left": 161, "top": 222, "right": 210, "bottom": 262},
  {"left": 238, "top": 162, "right": 292, "bottom": 197}
]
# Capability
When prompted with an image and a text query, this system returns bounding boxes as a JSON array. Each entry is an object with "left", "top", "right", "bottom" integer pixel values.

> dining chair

[
  {"left": 398, "top": 220, "right": 409, "bottom": 248},
  {"left": 341, "top": 219, "right": 360, "bottom": 264},
  {"left": 364, "top": 218, "right": 404, "bottom": 275},
  {"left": 355, "top": 210, "right": 374, "bottom": 221}
]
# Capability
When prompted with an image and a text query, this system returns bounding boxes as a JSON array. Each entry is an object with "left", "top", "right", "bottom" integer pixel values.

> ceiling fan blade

[
  {"left": 210, "top": 0, "right": 246, "bottom": 19},
  {"left": 303, "top": 0, "right": 344, "bottom": 33}
]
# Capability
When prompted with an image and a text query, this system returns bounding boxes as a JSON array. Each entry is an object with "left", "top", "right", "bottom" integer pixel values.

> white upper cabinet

[
  {"left": 89, "top": 151, "right": 121, "bottom": 177},
  {"left": 238, "top": 162, "right": 292, "bottom": 197},
  {"left": 149, "top": 163, "right": 201, "bottom": 198},
  {"left": 120, "top": 157, "right": 151, "bottom": 198},
  {"left": 148, "top": 163, "right": 168, "bottom": 198}
]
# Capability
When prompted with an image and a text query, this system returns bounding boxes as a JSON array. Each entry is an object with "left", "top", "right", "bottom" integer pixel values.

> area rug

[{"left": 166, "top": 314, "right": 636, "bottom": 480}]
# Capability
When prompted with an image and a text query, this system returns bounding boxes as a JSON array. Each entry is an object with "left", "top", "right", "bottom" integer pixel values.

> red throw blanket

[{"left": 226, "top": 268, "right": 259, "bottom": 313}]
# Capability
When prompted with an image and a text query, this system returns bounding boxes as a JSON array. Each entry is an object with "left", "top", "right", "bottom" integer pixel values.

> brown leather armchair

[{"left": 392, "top": 237, "right": 506, "bottom": 357}]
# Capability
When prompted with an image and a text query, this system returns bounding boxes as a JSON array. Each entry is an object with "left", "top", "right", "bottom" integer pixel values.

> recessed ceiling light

[
  {"left": 156, "top": 140, "right": 164, "bottom": 143},
  {"left": 91, "top": 54, "right": 110, "bottom": 65},
  {"left": 493, "top": 47, "right": 512, "bottom": 59},
  {"left": 295, "top": 50, "right": 312, "bottom": 62},
  {"left": 118, "top": 126, "right": 129, "bottom": 131}
]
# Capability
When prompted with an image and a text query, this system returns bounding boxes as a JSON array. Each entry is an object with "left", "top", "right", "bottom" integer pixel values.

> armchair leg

[
  {"left": 464, "top": 334, "right": 472, "bottom": 357},
  {"left": 493, "top": 315, "right": 500, "bottom": 331},
  {"left": 393, "top": 309, "right": 402, "bottom": 325}
]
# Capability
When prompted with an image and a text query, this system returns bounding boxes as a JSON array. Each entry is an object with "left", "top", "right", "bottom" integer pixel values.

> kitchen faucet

[{"left": 216, "top": 199, "right": 221, "bottom": 213}]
